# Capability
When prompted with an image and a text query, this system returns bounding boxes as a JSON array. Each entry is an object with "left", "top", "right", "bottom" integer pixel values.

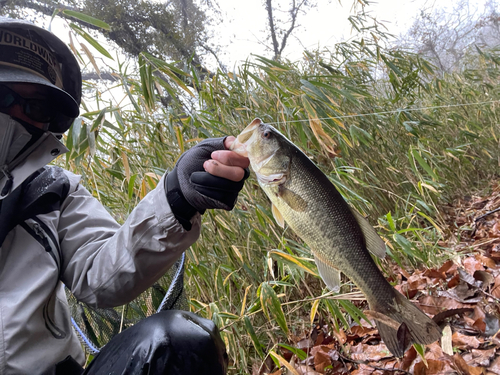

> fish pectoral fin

[
  {"left": 272, "top": 203, "right": 285, "bottom": 228},
  {"left": 314, "top": 255, "right": 341, "bottom": 292},
  {"left": 350, "top": 208, "right": 387, "bottom": 259},
  {"left": 278, "top": 186, "right": 307, "bottom": 212}
]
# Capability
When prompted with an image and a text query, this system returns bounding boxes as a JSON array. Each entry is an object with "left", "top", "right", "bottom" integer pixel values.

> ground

[{"left": 259, "top": 183, "right": 500, "bottom": 375}]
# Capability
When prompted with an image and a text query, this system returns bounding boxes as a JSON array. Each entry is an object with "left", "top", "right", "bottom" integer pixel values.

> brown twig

[{"left": 474, "top": 207, "right": 500, "bottom": 222}]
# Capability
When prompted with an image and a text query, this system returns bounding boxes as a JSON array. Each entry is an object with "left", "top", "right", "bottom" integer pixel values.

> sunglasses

[{"left": 0, "top": 84, "right": 57, "bottom": 123}]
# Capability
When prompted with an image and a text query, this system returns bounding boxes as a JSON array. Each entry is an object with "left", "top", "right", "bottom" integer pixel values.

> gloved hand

[{"left": 165, "top": 137, "right": 250, "bottom": 230}]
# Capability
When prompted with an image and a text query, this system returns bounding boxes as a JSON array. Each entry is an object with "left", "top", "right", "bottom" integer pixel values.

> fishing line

[{"left": 264, "top": 99, "right": 500, "bottom": 125}]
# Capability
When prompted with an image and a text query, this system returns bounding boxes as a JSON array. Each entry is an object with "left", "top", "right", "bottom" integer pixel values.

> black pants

[{"left": 52, "top": 310, "right": 228, "bottom": 375}]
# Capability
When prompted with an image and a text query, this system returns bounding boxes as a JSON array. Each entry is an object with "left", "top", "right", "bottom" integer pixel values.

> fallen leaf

[
  {"left": 476, "top": 253, "right": 497, "bottom": 269},
  {"left": 438, "top": 281, "right": 482, "bottom": 303},
  {"left": 423, "top": 268, "right": 447, "bottom": 280},
  {"left": 348, "top": 325, "right": 378, "bottom": 339},
  {"left": 459, "top": 269, "right": 482, "bottom": 288},
  {"left": 473, "top": 317, "right": 486, "bottom": 332},
  {"left": 491, "top": 275, "right": 500, "bottom": 298},
  {"left": 438, "top": 260, "right": 458, "bottom": 275},
  {"left": 462, "top": 348, "right": 497, "bottom": 367},
  {"left": 474, "top": 270, "right": 495, "bottom": 287},
  {"left": 452, "top": 331, "right": 482, "bottom": 349},
  {"left": 418, "top": 295, "right": 471, "bottom": 315},
  {"left": 414, "top": 359, "right": 447, "bottom": 375},
  {"left": 399, "top": 346, "right": 418, "bottom": 371},
  {"left": 447, "top": 274, "right": 461, "bottom": 288},
  {"left": 350, "top": 363, "right": 376, "bottom": 375},
  {"left": 424, "top": 342, "right": 446, "bottom": 361},
  {"left": 485, "top": 313, "right": 500, "bottom": 336},
  {"left": 453, "top": 353, "right": 483, "bottom": 375},
  {"left": 310, "top": 345, "right": 336, "bottom": 373},
  {"left": 488, "top": 355, "right": 500, "bottom": 375},
  {"left": 350, "top": 343, "right": 391, "bottom": 362},
  {"left": 332, "top": 329, "right": 347, "bottom": 345},
  {"left": 432, "top": 308, "right": 474, "bottom": 325},
  {"left": 441, "top": 325, "right": 453, "bottom": 355},
  {"left": 296, "top": 337, "right": 315, "bottom": 350},
  {"left": 295, "top": 365, "right": 321, "bottom": 375}
]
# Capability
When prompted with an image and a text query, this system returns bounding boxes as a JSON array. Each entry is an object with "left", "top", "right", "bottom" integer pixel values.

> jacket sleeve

[{"left": 58, "top": 171, "right": 201, "bottom": 308}]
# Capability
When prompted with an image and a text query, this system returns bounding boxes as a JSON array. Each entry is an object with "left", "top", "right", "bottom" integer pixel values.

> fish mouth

[{"left": 230, "top": 118, "right": 263, "bottom": 156}]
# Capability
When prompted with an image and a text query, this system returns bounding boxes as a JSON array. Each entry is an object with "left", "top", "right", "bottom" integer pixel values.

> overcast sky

[{"left": 211, "top": 0, "right": 432, "bottom": 67}]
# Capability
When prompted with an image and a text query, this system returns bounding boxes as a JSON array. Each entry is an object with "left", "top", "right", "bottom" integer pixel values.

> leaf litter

[{"left": 256, "top": 183, "right": 500, "bottom": 375}]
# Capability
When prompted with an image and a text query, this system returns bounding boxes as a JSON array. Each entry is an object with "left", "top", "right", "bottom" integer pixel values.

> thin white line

[{"left": 265, "top": 100, "right": 500, "bottom": 125}]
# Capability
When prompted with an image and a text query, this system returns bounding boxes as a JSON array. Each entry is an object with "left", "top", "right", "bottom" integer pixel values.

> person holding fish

[{"left": 0, "top": 17, "right": 249, "bottom": 374}]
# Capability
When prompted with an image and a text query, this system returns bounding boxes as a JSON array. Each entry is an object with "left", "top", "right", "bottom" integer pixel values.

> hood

[{"left": 0, "top": 115, "right": 68, "bottom": 199}]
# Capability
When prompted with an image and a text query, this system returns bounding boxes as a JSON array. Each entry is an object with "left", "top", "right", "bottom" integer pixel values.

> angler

[{"left": 0, "top": 17, "right": 250, "bottom": 374}]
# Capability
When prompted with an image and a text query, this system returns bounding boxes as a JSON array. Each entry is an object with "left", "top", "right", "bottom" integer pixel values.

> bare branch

[
  {"left": 278, "top": 0, "right": 307, "bottom": 56},
  {"left": 265, "top": 0, "right": 280, "bottom": 59}
]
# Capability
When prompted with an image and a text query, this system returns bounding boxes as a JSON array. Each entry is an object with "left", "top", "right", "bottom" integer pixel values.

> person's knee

[
  {"left": 147, "top": 310, "right": 229, "bottom": 374},
  {"left": 84, "top": 310, "right": 228, "bottom": 375}
]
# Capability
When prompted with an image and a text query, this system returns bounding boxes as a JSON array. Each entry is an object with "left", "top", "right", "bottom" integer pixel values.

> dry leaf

[
  {"left": 418, "top": 295, "right": 471, "bottom": 315},
  {"left": 350, "top": 343, "right": 391, "bottom": 362},
  {"left": 414, "top": 359, "right": 447, "bottom": 375},
  {"left": 491, "top": 275, "right": 500, "bottom": 298},
  {"left": 294, "top": 365, "right": 321, "bottom": 375},
  {"left": 350, "top": 363, "right": 376, "bottom": 375},
  {"left": 453, "top": 353, "right": 483, "bottom": 375},
  {"left": 462, "top": 348, "right": 497, "bottom": 367},
  {"left": 488, "top": 355, "right": 500, "bottom": 375},
  {"left": 441, "top": 325, "right": 453, "bottom": 355},
  {"left": 476, "top": 254, "right": 497, "bottom": 269},
  {"left": 452, "top": 331, "right": 482, "bottom": 349}
]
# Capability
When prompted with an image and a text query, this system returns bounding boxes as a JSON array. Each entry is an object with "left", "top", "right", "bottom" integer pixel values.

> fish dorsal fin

[
  {"left": 278, "top": 186, "right": 307, "bottom": 212},
  {"left": 272, "top": 203, "right": 285, "bottom": 228},
  {"left": 349, "top": 208, "right": 386, "bottom": 258},
  {"left": 314, "top": 254, "right": 341, "bottom": 292}
]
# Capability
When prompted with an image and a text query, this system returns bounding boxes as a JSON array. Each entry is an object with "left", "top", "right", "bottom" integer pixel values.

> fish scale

[
  {"left": 232, "top": 118, "right": 442, "bottom": 357},
  {"left": 265, "top": 138, "right": 395, "bottom": 305}
]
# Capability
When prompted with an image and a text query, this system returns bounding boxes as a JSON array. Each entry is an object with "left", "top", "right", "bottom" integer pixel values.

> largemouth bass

[{"left": 232, "top": 118, "right": 441, "bottom": 357}]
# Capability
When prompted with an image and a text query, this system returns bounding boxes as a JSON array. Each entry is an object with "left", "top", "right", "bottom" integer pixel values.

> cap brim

[{"left": 0, "top": 65, "right": 79, "bottom": 118}]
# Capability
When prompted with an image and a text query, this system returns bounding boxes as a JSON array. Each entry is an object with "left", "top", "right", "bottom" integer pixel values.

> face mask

[{"left": 0, "top": 112, "right": 33, "bottom": 167}]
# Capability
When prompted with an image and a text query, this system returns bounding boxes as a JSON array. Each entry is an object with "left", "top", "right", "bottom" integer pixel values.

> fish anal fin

[
  {"left": 272, "top": 204, "right": 285, "bottom": 228},
  {"left": 314, "top": 254, "right": 341, "bottom": 292},
  {"left": 350, "top": 208, "right": 386, "bottom": 258},
  {"left": 278, "top": 185, "right": 307, "bottom": 212}
]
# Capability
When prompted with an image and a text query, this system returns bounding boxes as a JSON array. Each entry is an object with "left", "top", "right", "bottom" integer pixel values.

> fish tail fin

[{"left": 370, "top": 292, "right": 442, "bottom": 357}]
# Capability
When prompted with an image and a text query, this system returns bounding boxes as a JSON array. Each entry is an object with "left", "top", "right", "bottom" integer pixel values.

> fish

[{"left": 231, "top": 118, "right": 441, "bottom": 357}]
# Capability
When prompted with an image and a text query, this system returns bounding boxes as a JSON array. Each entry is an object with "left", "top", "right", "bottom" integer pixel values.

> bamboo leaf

[
  {"left": 121, "top": 152, "right": 130, "bottom": 182},
  {"left": 80, "top": 43, "right": 100, "bottom": 76},
  {"left": 260, "top": 282, "right": 289, "bottom": 336},
  {"left": 411, "top": 148, "right": 439, "bottom": 181},
  {"left": 240, "top": 285, "right": 252, "bottom": 317},
  {"left": 310, "top": 299, "right": 320, "bottom": 326},
  {"left": 269, "top": 250, "right": 318, "bottom": 276},
  {"left": 63, "top": 10, "right": 111, "bottom": 30},
  {"left": 277, "top": 344, "right": 307, "bottom": 361},
  {"left": 69, "top": 23, "right": 113, "bottom": 59},
  {"left": 244, "top": 316, "right": 264, "bottom": 359},
  {"left": 269, "top": 350, "right": 300, "bottom": 375},
  {"left": 127, "top": 174, "right": 138, "bottom": 200}
]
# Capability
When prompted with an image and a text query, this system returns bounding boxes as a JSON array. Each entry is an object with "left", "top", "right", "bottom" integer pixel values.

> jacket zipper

[{"left": 20, "top": 219, "right": 61, "bottom": 273}]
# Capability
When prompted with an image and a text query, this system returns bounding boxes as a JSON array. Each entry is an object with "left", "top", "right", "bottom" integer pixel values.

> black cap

[{"left": 0, "top": 17, "right": 82, "bottom": 133}]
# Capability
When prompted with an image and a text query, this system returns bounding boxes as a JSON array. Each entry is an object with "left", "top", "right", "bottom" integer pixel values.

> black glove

[{"left": 165, "top": 137, "right": 250, "bottom": 230}]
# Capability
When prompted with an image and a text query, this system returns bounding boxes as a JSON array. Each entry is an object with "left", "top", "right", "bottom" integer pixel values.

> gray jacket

[{"left": 0, "top": 135, "right": 201, "bottom": 373}]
